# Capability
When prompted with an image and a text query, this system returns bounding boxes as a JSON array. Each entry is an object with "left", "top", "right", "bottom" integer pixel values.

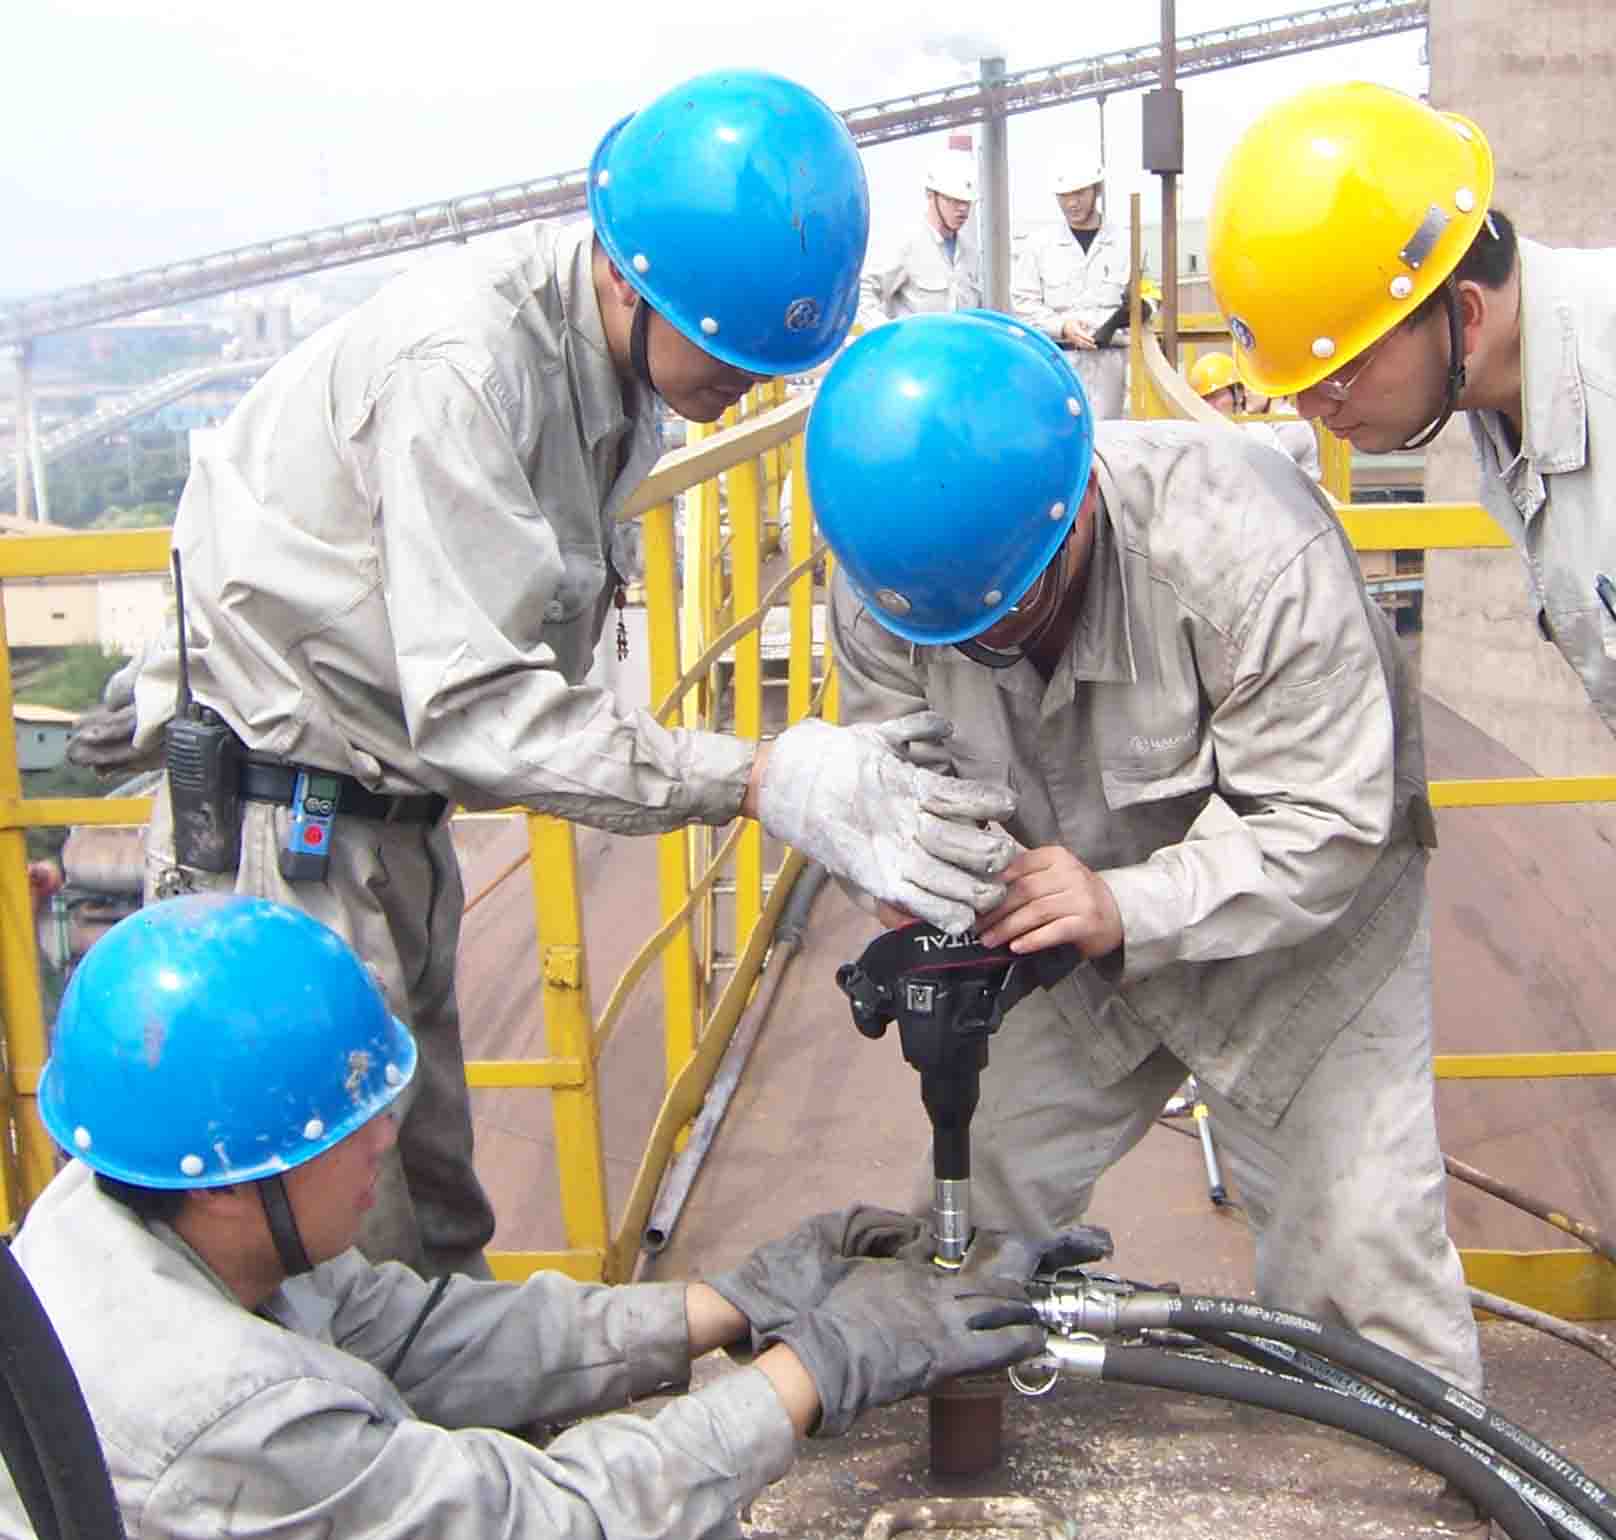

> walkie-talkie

[{"left": 164, "top": 550, "right": 242, "bottom": 873}]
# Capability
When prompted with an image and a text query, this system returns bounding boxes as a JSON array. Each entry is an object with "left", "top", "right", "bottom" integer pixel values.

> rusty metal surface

[{"left": 451, "top": 695, "right": 1616, "bottom": 1536}]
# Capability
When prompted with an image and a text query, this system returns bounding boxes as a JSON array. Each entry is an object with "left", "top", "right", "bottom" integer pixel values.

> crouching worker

[{"left": 1, "top": 894, "right": 1045, "bottom": 1539}]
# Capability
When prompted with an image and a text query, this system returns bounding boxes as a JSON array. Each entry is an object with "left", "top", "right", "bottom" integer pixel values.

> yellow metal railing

[
  {"left": 1128, "top": 312, "right": 1616, "bottom": 1317},
  {"left": 0, "top": 384, "right": 827, "bottom": 1285}
]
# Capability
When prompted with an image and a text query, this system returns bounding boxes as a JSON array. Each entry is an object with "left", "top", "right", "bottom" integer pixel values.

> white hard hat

[
  {"left": 924, "top": 151, "right": 978, "bottom": 203},
  {"left": 1050, "top": 152, "right": 1104, "bottom": 195}
]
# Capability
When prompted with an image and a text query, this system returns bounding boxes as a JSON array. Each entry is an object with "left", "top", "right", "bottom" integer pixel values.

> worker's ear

[
  {"left": 594, "top": 250, "right": 640, "bottom": 317},
  {"left": 1455, "top": 279, "right": 1491, "bottom": 367}
]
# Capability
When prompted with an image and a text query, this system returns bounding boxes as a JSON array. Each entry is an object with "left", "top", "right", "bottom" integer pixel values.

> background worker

[
  {"left": 1208, "top": 82, "right": 1616, "bottom": 734},
  {"left": 856, "top": 150, "right": 982, "bottom": 330},
  {"left": 1011, "top": 149, "right": 1130, "bottom": 419},
  {"left": 70, "top": 70, "right": 1018, "bottom": 1282},
  {"left": 805, "top": 312, "right": 1483, "bottom": 1394},
  {"left": 2, "top": 893, "right": 1045, "bottom": 1540},
  {"left": 1188, "top": 351, "right": 1322, "bottom": 481}
]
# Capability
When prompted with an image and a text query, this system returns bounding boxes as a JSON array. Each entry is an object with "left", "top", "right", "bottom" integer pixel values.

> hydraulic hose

[
  {"left": 1195, "top": 1329, "right": 1607, "bottom": 1540},
  {"left": 1086, "top": 1343, "right": 1553, "bottom": 1540},
  {"left": 1151, "top": 1295, "right": 1616, "bottom": 1538},
  {"left": 0, "top": 1241, "right": 125, "bottom": 1539}
]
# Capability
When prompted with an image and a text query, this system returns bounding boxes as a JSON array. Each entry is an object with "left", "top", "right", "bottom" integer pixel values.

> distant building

[
  {"left": 14, "top": 703, "right": 76, "bottom": 772},
  {"left": 2, "top": 571, "right": 170, "bottom": 656}
]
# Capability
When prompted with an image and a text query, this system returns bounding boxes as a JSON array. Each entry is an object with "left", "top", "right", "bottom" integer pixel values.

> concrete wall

[{"left": 1422, "top": 0, "right": 1616, "bottom": 776}]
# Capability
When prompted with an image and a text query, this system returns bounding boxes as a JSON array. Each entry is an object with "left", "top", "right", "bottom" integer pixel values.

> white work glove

[{"left": 757, "top": 713, "right": 1016, "bottom": 935}]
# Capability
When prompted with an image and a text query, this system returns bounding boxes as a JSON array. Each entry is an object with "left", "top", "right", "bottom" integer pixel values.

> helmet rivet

[
  {"left": 1455, "top": 187, "right": 1476, "bottom": 214},
  {"left": 983, "top": 589, "right": 1004, "bottom": 607},
  {"left": 874, "top": 588, "right": 911, "bottom": 617},
  {"left": 73, "top": 1126, "right": 92, "bottom": 1151},
  {"left": 1067, "top": 396, "right": 1082, "bottom": 417},
  {"left": 303, "top": 1118, "right": 325, "bottom": 1141},
  {"left": 1050, "top": 501, "right": 1067, "bottom": 520},
  {"left": 700, "top": 317, "right": 719, "bottom": 336},
  {"left": 596, "top": 170, "right": 611, "bottom": 189},
  {"left": 1311, "top": 337, "right": 1337, "bottom": 360},
  {"left": 632, "top": 253, "right": 650, "bottom": 274},
  {"left": 1390, "top": 275, "right": 1414, "bottom": 300},
  {"left": 180, "top": 1154, "right": 205, "bottom": 1178},
  {"left": 385, "top": 1063, "right": 404, "bottom": 1086}
]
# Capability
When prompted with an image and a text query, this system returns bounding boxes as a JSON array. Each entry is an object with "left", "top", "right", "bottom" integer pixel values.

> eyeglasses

[{"left": 1311, "top": 335, "right": 1388, "bottom": 403}]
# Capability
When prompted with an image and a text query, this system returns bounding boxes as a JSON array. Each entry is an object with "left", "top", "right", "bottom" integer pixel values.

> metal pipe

[
  {"left": 1159, "top": 0, "right": 1180, "bottom": 368},
  {"left": 640, "top": 862, "right": 828, "bottom": 1254},
  {"left": 977, "top": 58, "right": 1011, "bottom": 313}
]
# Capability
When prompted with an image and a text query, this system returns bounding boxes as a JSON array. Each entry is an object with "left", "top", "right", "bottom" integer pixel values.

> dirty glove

[
  {"left": 766, "top": 1257, "right": 1045, "bottom": 1437},
  {"left": 708, "top": 1205, "right": 929, "bottom": 1339},
  {"left": 757, "top": 713, "right": 1016, "bottom": 936},
  {"left": 65, "top": 648, "right": 160, "bottom": 775}
]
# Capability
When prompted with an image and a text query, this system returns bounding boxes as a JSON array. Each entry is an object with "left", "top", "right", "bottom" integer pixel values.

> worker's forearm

[
  {"left": 755, "top": 1344, "right": 822, "bottom": 1437},
  {"left": 741, "top": 740, "right": 770, "bottom": 821},
  {"left": 685, "top": 1281, "right": 749, "bottom": 1355}
]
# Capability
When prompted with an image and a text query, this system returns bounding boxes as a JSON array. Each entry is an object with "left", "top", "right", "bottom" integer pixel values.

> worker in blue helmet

[
  {"left": 4, "top": 894, "right": 1045, "bottom": 1539},
  {"left": 67, "top": 71, "right": 1017, "bottom": 1282},
  {"left": 807, "top": 312, "right": 1483, "bottom": 1396}
]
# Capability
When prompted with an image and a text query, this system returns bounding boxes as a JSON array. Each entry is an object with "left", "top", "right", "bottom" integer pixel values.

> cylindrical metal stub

[{"left": 928, "top": 1372, "right": 1007, "bottom": 1477}]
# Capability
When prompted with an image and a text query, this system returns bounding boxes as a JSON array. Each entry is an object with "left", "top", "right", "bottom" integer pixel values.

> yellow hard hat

[
  {"left": 1207, "top": 82, "right": 1494, "bottom": 398},
  {"left": 1188, "top": 352, "right": 1240, "bottom": 398}
]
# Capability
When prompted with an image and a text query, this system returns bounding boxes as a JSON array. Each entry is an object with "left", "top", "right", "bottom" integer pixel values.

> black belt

[{"left": 240, "top": 759, "right": 447, "bottom": 824}]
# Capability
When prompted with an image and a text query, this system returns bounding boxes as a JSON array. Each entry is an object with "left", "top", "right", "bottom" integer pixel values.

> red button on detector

[{"left": 304, "top": 826, "right": 325, "bottom": 847}]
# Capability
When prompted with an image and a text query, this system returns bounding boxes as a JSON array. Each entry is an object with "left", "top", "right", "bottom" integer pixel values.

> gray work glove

[
  {"left": 757, "top": 713, "right": 1016, "bottom": 936},
  {"left": 65, "top": 648, "right": 161, "bottom": 775},
  {"left": 765, "top": 1258, "right": 1045, "bottom": 1437},
  {"left": 707, "top": 1204, "right": 929, "bottom": 1339}
]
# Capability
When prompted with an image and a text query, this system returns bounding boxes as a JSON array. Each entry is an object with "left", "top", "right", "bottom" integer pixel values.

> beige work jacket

[
  {"left": 831, "top": 422, "right": 1431, "bottom": 1125},
  {"left": 1010, "top": 219, "right": 1130, "bottom": 342},
  {"left": 0, "top": 1163, "right": 794, "bottom": 1540},
  {"left": 133, "top": 220, "right": 753, "bottom": 827},
  {"left": 1467, "top": 237, "right": 1616, "bottom": 736},
  {"left": 856, "top": 218, "right": 982, "bottom": 330}
]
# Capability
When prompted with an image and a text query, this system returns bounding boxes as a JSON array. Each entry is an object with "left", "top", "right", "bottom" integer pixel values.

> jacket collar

[{"left": 1513, "top": 238, "right": 1588, "bottom": 476}]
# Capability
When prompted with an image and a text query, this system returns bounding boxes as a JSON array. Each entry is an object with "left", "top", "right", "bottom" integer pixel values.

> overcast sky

[{"left": 3, "top": 0, "right": 1427, "bottom": 300}]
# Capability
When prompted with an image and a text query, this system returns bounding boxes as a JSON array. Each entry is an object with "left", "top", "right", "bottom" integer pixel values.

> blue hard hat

[
  {"left": 588, "top": 69, "right": 869, "bottom": 376},
  {"left": 806, "top": 311, "right": 1095, "bottom": 645},
  {"left": 39, "top": 894, "right": 416, "bottom": 1190}
]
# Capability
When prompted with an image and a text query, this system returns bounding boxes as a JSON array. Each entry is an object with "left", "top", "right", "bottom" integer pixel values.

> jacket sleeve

[
  {"left": 311, "top": 1253, "right": 694, "bottom": 1427},
  {"left": 1010, "top": 240, "right": 1064, "bottom": 340},
  {"left": 1101, "top": 529, "right": 1396, "bottom": 981},
  {"left": 144, "top": 1366, "right": 796, "bottom": 1540},
  {"left": 354, "top": 355, "right": 753, "bottom": 830},
  {"left": 856, "top": 248, "right": 906, "bottom": 332}
]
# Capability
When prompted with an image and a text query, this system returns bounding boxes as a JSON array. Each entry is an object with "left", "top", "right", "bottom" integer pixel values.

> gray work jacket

[
  {"left": 0, "top": 1163, "right": 795, "bottom": 1540},
  {"left": 1467, "top": 236, "right": 1616, "bottom": 736},
  {"left": 831, "top": 422, "right": 1431, "bottom": 1126},
  {"left": 857, "top": 218, "right": 982, "bottom": 329},
  {"left": 132, "top": 219, "right": 753, "bottom": 828}
]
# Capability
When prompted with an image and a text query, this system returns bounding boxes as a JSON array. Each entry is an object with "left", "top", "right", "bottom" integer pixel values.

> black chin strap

[
  {"left": 1399, "top": 281, "right": 1468, "bottom": 451},
  {"left": 257, "top": 1175, "right": 313, "bottom": 1277},
  {"left": 629, "top": 297, "right": 658, "bottom": 396},
  {"left": 953, "top": 637, "right": 1026, "bottom": 669}
]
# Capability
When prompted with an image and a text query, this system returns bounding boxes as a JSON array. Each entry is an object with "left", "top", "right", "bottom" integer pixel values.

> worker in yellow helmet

[
  {"left": 1209, "top": 82, "right": 1616, "bottom": 739},
  {"left": 1187, "top": 351, "right": 1321, "bottom": 482}
]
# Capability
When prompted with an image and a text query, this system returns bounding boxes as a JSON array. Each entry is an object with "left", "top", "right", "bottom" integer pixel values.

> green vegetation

[{"left": 20, "top": 645, "right": 128, "bottom": 713}]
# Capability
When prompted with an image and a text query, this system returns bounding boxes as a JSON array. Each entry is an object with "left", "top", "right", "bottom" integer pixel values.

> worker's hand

[
  {"left": 974, "top": 844, "right": 1122, "bottom": 959},
  {"left": 764, "top": 1258, "right": 1044, "bottom": 1437},
  {"left": 756, "top": 714, "right": 1017, "bottom": 936},
  {"left": 65, "top": 648, "right": 161, "bottom": 776},
  {"left": 707, "top": 1205, "right": 929, "bottom": 1339},
  {"left": 1060, "top": 318, "right": 1097, "bottom": 350}
]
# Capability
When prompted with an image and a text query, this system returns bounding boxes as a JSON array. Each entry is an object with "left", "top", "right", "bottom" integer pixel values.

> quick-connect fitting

[
  {"left": 1028, "top": 1278, "right": 1177, "bottom": 1337},
  {"left": 932, "top": 1178, "right": 971, "bottom": 1267}
]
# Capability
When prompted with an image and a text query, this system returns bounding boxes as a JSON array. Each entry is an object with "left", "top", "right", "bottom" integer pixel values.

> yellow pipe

[
  {"left": 1434, "top": 1051, "right": 1616, "bottom": 1080},
  {"left": 526, "top": 814, "right": 609, "bottom": 1255},
  {"left": 642, "top": 500, "right": 700, "bottom": 1093},
  {"left": 729, "top": 454, "right": 764, "bottom": 945},
  {"left": 0, "top": 598, "right": 55, "bottom": 1229},
  {"left": 788, "top": 432, "right": 816, "bottom": 727}
]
